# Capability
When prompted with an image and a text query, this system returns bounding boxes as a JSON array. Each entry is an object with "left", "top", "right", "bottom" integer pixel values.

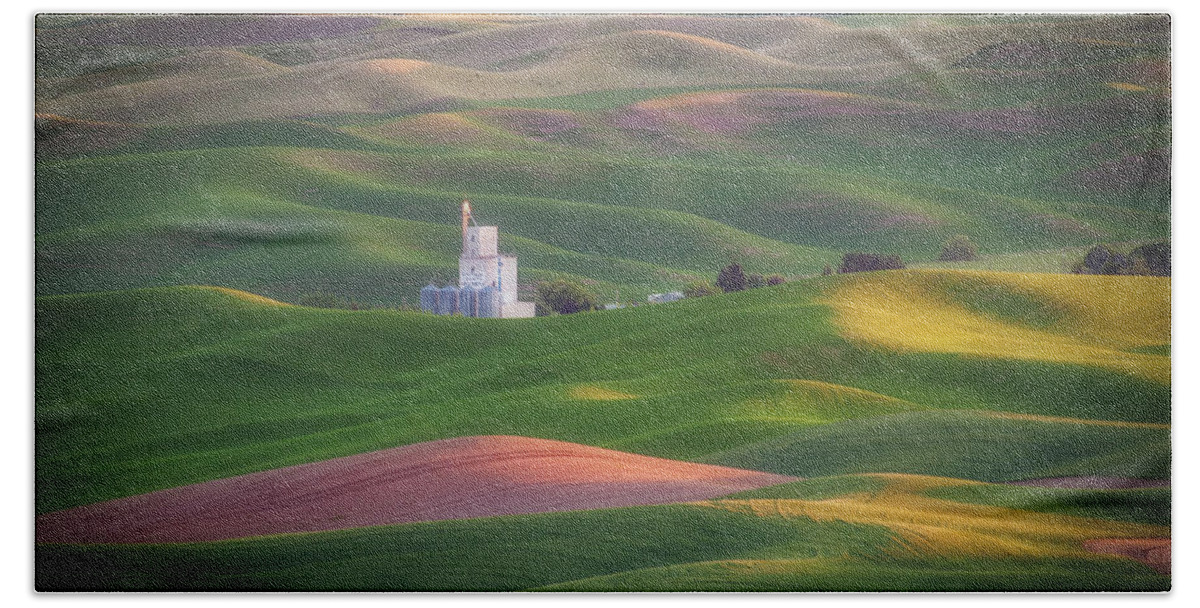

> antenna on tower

[{"left": 461, "top": 199, "right": 471, "bottom": 245}]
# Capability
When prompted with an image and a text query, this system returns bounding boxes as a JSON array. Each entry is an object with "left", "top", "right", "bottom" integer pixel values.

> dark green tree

[
  {"left": 1130, "top": 241, "right": 1171, "bottom": 276},
  {"left": 746, "top": 273, "right": 766, "bottom": 289},
  {"left": 1083, "top": 244, "right": 1130, "bottom": 275},
  {"left": 716, "top": 263, "right": 748, "bottom": 292},
  {"left": 839, "top": 253, "right": 905, "bottom": 274},
  {"left": 535, "top": 279, "right": 599, "bottom": 315}
]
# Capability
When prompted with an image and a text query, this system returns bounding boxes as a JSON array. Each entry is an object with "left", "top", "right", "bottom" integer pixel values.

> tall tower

[
  {"left": 461, "top": 199, "right": 471, "bottom": 251},
  {"left": 418, "top": 200, "right": 533, "bottom": 318},
  {"left": 459, "top": 216, "right": 499, "bottom": 291}
]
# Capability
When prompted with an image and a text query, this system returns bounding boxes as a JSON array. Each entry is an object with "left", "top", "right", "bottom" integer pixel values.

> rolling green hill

[
  {"left": 37, "top": 472, "right": 1168, "bottom": 591},
  {"left": 36, "top": 139, "right": 1167, "bottom": 305},
  {"left": 35, "top": 270, "right": 1169, "bottom": 514},
  {"left": 36, "top": 14, "right": 1170, "bottom": 308},
  {"left": 34, "top": 13, "right": 1171, "bottom": 592}
]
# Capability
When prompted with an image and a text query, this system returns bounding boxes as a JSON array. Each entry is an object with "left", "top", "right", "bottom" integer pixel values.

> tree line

[
  {"left": 1072, "top": 242, "right": 1170, "bottom": 276},
  {"left": 446, "top": 236, "right": 1171, "bottom": 316}
]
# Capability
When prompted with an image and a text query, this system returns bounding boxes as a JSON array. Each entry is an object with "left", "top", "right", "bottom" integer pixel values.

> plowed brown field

[
  {"left": 1084, "top": 538, "right": 1171, "bottom": 574},
  {"left": 36, "top": 435, "right": 796, "bottom": 544}
]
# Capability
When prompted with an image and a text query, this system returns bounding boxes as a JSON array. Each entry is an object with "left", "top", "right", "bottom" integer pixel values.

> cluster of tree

[
  {"left": 837, "top": 252, "right": 905, "bottom": 274},
  {"left": 534, "top": 279, "right": 600, "bottom": 315},
  {"left": 686, "top": 263, "right": 786, "bottom": 297},
  {"left": 1072, "top": 242, "right": 1170, "bottom": 276},
  {"left": 834, "top": 235, "right": 972, "bottom": 275},
  {"left": 512, "top": 239, "right": 1170, "bottom": 317}
]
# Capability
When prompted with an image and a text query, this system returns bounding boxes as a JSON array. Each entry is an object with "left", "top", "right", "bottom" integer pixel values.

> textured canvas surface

[{"left": 34, "top": 13, "right": 1170, "bottom": 592}]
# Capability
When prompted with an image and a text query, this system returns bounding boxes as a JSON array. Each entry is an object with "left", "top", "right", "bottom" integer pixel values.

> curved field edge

[
  {"left": 35, "top": 489, "right": 1168, "bottom": 592},
  {"left": 725, "top": 473, "right": 1171, "bottom": 526},
  {"left": 36, "top": 435, "right": 796, "bottom": 544},
  {"left": 821, "top": 269, "right": 1170, "bottom": 383},
  {"left": 36, "top": 270, "right": 1169, "bottom": 512},
  {"left": 701, "top": 409, "right": 1168, "bottom": 482},
  {"left": 35, "top": 140, "right": 1168, "bottom": 308}
]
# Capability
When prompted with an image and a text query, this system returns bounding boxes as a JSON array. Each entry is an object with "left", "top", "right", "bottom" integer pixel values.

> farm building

[
  {"left": 647, "top": 291, "right": 685, "bottom": 304},
  {"left": 420, "top": 201, "right": 536, "bottom": 318}
]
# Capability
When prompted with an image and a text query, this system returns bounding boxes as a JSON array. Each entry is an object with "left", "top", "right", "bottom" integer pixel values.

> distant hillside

[
  {"left": 34, "top": 14, "right": 1172, "bottom": 593},
  {"left": 36, "top": 15, "right": 1170, "bottom": 307}
]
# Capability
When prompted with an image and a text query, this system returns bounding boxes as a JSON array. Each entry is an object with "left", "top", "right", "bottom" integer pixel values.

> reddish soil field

[
  {"left": 36, "top": 435, "right": 797, "bottom": 544},
  {"left": 1084, "top": 538, "right": 1171, "bottom": 575}
]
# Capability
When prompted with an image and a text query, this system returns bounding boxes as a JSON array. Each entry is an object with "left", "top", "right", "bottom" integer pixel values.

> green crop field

[
  {"left": 35, "top": 13, "right": 1170, "bottom": 592},
  {"left": 37, "top": 493, "right": 1168, "bottom": 592}
]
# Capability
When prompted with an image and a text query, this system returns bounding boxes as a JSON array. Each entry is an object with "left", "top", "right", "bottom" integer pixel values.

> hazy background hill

[
  {"left": 34, "top": 15, "right": 1172, "bottom": 591},
  {"left": 35, "top": 13, "right": 1169, "bottom": 305}
]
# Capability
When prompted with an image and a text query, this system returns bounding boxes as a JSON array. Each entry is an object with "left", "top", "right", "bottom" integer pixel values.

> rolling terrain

[
  {"left": 37, "top": 435, "right": 796, "bottom": 543},
  {"left": 36, "top": 13, "right": 1170, "bottom": 305},
  {"left": 38, "top": 476, "right": 1168, "bottom": 591},
  {"left": 35, "top": 269, "right": 1170, "bottom": 589},
  {"left": 35, "top": 14, "right": 1170, "bottom": 592}
]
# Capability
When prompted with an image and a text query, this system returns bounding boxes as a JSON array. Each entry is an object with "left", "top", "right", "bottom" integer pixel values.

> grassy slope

[
  {"left": 35, "top": 134, "right": 1167, "bottom": 306},
  {"left": 703, "top": 409, "right": 1168, "bottom": 481},
  {"left": 36, "top": 475, "right": 1168, "bottom": 592},
  {"left": 822, "top": 270, "right": 1170, "bottom": 383},
  {"left": 35, "top": 270, "right": 1169, "bottom": 514},
  {"left": 35, "top": 15, "right": 1170, "bottom": 308},
  {"left": 34, "top": 149, "right": 731, "bottom": 302},
  {"left": 731, "top": 474, "right": 1169, "bottom": 526},
  {"left": 34, "top": 14, "right": 1172, "bottom": 592}
]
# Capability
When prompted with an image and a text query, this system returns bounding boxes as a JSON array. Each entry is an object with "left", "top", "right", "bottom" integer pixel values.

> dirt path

[{"left": 36, "top": 435, "right": 797, "bottom": 544}]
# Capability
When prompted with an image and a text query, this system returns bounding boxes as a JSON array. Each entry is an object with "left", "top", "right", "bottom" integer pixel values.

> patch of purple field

[
  {"left": 612, "top": 107, "right": 674, "bottom": 133},
  {"left": 753, "top": 90, "right": 906, "bottom": 118},
  {"left": 632, "top": 106, "right": 760, "bottom": 135}
]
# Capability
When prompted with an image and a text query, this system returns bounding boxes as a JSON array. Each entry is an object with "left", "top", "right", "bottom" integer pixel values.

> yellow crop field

[
  {"left": 569, "top": 384, "right": 640, "bottom": 401},
  {"left": 979, "top": 272, "right": 1170, "bottom": 347},
  {"left": 702, "top": 473, "right": 1166, "bottom": 559},
  {"left": 822, "top": 270, "right": 1170, "bottom": 383},
  {"left": 210, "top": 287, "right": 292, "bottom": 306},
  {"left": 1105, "top": 82, "right": 1150, "bottom": 92},
  {"left": 980, "top": 410, "right": 1170, "bottom": 430},
  {"left": 362, "top": 58, "right": 432, "bottom": 75},
  {"left": 739, "top": 379, "right": 919, "bottom": 423},
  {"left": 776, "top": 380, "right": 912, "bottom": 405}
]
